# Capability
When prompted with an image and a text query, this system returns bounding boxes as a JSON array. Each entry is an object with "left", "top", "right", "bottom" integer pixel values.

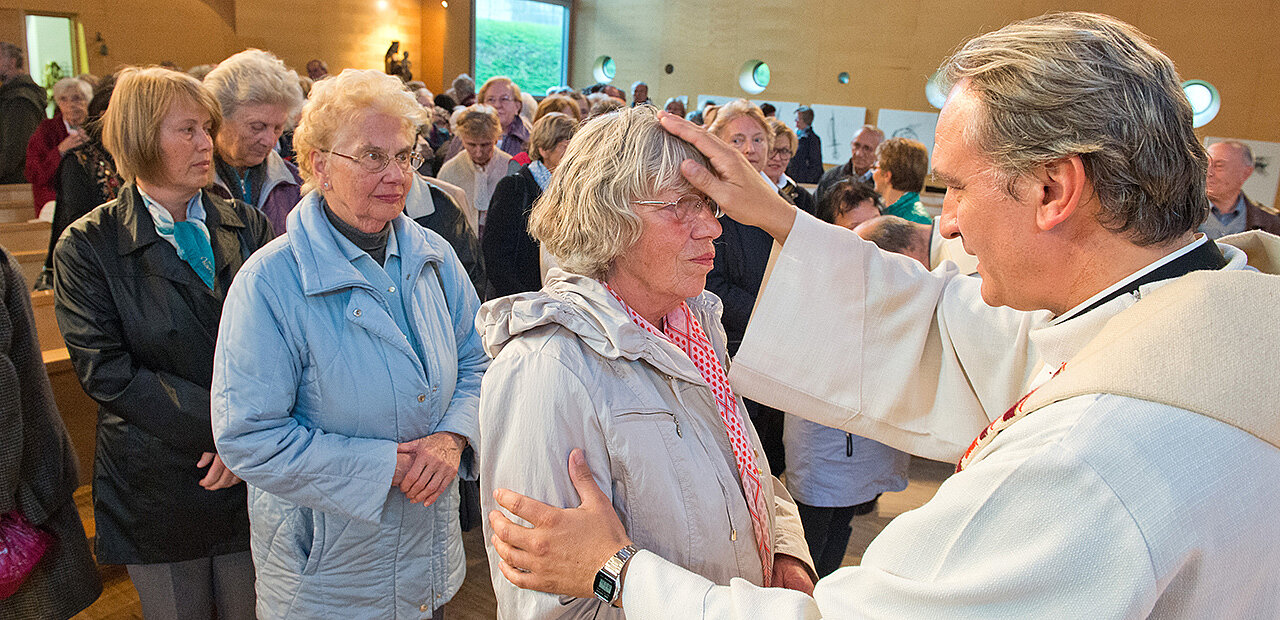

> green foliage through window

[{"left": 475, "top": 17, "right": 564, "bottom": 95}]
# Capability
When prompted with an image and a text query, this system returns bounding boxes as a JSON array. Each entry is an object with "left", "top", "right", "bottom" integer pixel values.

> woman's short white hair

[
  {"left": 293, "top": 69, "right": 427, "bottom": 191},
  {"left": 202, "top": 49, "right": 305, "bottom": 120},
  {"left": 529, "top": 105, "right": 709, "bottom": 279},
  {"left": 52, "top": 77, "right": 91, "bottom": 101}
]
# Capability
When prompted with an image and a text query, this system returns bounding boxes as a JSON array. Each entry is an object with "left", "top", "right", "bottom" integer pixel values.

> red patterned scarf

[{"left": 604, "top": 284, "right": 773, "bottom": 584}]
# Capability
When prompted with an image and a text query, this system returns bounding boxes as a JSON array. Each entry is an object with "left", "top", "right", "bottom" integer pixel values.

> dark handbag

[{"left": 0, "top": 511, "right": 53, "bottom": 599}]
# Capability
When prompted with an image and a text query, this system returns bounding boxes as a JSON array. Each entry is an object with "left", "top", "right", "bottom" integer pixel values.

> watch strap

[{"left": 593, "top": 544, "right": 638, "bottom": 605}]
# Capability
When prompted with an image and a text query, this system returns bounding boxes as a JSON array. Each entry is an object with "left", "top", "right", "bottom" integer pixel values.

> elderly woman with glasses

[
  {"left": 25, "top": 77, "right": 93, "bottom": 218},
  {"left": 477, "top": 106, "right": 814, "bottom": 619},
  {"left": 704, "top": 99, "right": 801, "bottom": 475},
  {"left": 210, "top": 69, "right": 488, "bottom": 619},
  {"left": 202, "top": 49, "right": 305, "bottom": 236},
  {"left": 763, "top": 118, "right": 816, "bottom": 216}
]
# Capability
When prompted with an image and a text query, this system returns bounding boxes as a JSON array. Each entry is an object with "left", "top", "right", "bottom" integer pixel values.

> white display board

[
  {"left": 876, "top": 109, "right": 940, "bottom": 164},
  {"left": 810, "top": 104, "right": 869, "bottom": 165},
  {"left": 750, "top": 99, "right": 800, "bottom": 125},
  {"left": 695, "top": 94, "right": 740, "bottom": 111},
  {"left": 1205, "top": 136, "right": 1280, "bottom": 208}
]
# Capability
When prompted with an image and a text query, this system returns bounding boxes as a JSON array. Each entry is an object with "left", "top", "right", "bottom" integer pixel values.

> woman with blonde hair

[
  {"left": 52, "top": 66, "right": 273, "bottom": 619},
  {"left": 211, "top": 68, "right": 487, "bottom": 618},
  {"left": 478, "top": 76, "right": 530, "bottom": 156},
  {"left": 478, "top": 106, "right": 814, "bottom": 619},
  {"left": 437, "top": 103, "right": 519, "bottom": 238}
]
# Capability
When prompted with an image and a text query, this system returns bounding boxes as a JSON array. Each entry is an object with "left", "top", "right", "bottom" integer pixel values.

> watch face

[{"left": 593, "top": 576, "right": 616, "bottom": 601}]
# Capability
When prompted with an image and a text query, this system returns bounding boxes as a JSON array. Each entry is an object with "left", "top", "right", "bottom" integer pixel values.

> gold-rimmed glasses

[
  {"left": 326, "top": 149, "right": 424, "bottom": 174},
  {"left": 633, "top": 195, "right": 723, "bottom": 222}
]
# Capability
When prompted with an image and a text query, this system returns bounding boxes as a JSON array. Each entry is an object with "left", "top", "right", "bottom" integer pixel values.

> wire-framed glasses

[
  {"left": 633, "top": 195, "right": 723, "bottom": 222},
  {"left": 326, "top": 149, "right": 424, "bottom": 174}
]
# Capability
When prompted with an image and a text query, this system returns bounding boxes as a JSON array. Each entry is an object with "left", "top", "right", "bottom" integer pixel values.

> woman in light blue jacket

[{"left": 211, "top": 69, "right": 488, "bottom": 619}]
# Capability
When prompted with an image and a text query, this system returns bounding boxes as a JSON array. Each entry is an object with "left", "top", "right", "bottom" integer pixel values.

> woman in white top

[{"left": 436, "top": 104, "right": 518, "bottom": 239}]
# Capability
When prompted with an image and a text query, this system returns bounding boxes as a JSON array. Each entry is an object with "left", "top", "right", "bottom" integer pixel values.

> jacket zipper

[{"left": 668, "top": 373, "right": 739, "bottom": 544}]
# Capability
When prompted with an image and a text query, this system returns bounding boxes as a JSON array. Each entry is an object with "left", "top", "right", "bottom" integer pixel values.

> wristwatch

[{"left": 593, "top": 544, "right": 638, "bottom": 606}]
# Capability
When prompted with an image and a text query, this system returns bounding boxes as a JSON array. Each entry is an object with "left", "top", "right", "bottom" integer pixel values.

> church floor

[{"left": 72, "top": 458, "right": 954, "bottom": 618}]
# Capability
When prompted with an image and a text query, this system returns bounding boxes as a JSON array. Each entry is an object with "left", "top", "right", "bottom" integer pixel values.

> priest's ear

[{"left": 1034, "top": 155, "right": 1088, "bottom": 232}]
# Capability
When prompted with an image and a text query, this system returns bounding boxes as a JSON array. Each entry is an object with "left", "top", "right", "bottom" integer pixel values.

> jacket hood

[{"left": 477, "top": 269, "right": 722, "bottom": 384}]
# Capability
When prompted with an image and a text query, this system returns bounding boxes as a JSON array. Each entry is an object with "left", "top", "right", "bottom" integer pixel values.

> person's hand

[
  {"left": 396, "top": 431, "right": 466, "bottom": 506},
  {"left": 57, "top": 130, "right": 87, "bottom": 155},
  {"left": 392, "top": 452, "right": 412, "bottom": 487},
  {"left": 489, "top": 448, "right": 632, "bottom": 600},
  {"left": 196, "top": 452, "right": 242, "bottom": 490},
  {"left": 657, "top": 111, "right": 798, "bottom": 243},
  {"left": 772, "top": 553, "right": 816, "bottom": 595}
]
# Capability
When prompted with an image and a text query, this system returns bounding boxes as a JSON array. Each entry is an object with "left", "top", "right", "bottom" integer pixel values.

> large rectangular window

[{"left": 474, "top": 0, "right": 569, "bottom": 96}]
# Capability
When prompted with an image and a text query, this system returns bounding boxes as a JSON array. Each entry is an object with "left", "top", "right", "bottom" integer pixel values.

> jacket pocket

[
  {"left": 269, "top": 505, "right": 325, "bottom": 576},
  {"left": 614, "top": 408, "right": 682, "bottom": 438}
]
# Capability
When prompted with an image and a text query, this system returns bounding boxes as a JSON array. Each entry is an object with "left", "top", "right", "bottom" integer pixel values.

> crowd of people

[{"left": 1, "top": 9, "right": 1278, "bottom": 620}]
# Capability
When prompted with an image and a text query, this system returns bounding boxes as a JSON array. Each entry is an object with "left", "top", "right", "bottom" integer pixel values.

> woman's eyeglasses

[
  {"left": 326, "top": 149, "right": 424, "bottom": 174},
  {"left": 633, "top": 195, "right": 723, "bottom": 222}
]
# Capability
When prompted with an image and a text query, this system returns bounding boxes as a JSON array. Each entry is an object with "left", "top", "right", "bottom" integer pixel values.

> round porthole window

[
  {"left": 592, "top": 56, "right": 616, "bottom": 83},
  {"left": 1182, "top": 80, "right": 1219, "bottom": 128},
  {"left": 925, "top": 70, "right": 948, "bottom": 109},
  {"left": 738, "top": 60, "right": 769, "bottom": 94},
  {"left": 838, "top": 72, "right": 850, "bottom": 84}
]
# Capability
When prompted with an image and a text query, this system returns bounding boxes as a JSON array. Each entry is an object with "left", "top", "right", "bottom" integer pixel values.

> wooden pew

[
  {"left": 44, "top": 348, "right": 96, "bottom": 486},
  {"left": 0, "top": 220, "right": 51, "bottom": 254},
  {"left": 0, "top": 183, "right": 34, "bottom": 223},
  {"left": 33, "top": 288, "right": 94, "bottom": 487},
  {"left": 31, "top": 290, "right": 62, "bottom": 351}
]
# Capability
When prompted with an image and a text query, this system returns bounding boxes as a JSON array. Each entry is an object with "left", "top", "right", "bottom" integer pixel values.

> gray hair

[
  {"left": 52, "top": 77, "right": 91, "bottom": 101},
  {"left": 938, "top": 12, "right": 1207, "bottom": 245},
  {"left": 529, "top": 106, "right": 709, "bottom": 279},
  {"left": 1215, "top": 140, "right": 1254, "bottom": 167},
  {"left": 203, "top": 49, "right": 304, "bottom": 121},
  {"left": 0, "top": 42, "right": 22, "bottom": 66}
]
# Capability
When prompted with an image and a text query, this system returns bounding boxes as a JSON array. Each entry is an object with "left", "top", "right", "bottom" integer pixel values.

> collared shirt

[
  {"left": 137, "top": 187, "right": 210, "bottom": 254},
  {"left": 1052, "top": 235, "right": 1207, "bottom": 324},
  {"left": 528, "top": 160, "right": 552, "bottom": 190},
  {"left": 326, "top": 213, "right": 428, "bottom": 371},
  {"left": 1198, "top": 193, "right": 1248, "bottom": 239}
]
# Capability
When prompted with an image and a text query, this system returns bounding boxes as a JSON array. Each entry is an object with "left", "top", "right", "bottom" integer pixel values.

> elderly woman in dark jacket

[
  {"left": 51, "top": 67, "right": 272, "bottom": 619},
  {"left": 481, "top": 112, "right": 577, "bottom": 296},
  {"left": 0, "top": 247, "right": 101, "bottom": 619}
]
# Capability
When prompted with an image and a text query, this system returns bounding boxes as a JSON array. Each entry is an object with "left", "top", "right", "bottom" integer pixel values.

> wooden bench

[
  {"left": 0, "top": 220, "right": 51, "bottom": 254},
  {"left": 44, "top": 347, "right": 96, "bottom": 486},
  {"left": 31, "top": 289, "right": 62, "bottom": 351},
  {"left": 0, "top": 183, "right": 34, "bottom": 224},
  {"left": 11, "top": 247, "right": 44, "bottom": 287}
]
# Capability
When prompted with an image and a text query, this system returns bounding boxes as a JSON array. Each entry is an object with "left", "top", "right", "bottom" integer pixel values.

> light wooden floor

[{"left": 73, "top": 458, "right": 954, "bottom": 619}]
